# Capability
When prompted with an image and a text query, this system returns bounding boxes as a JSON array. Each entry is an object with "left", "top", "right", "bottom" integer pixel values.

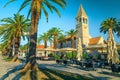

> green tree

[
  {"left": 0, "top": 14, "right": 30, "bottom": 62},
  {"left": 20, "top": 43, "right": 29, "bottom": 51},
  {"left": 38, "top": 32, "right": 51, "bottom": 48},
  {"left": 38, "top": 32, "right": 51, "bottom": 56},
  {"left": 58, "top": 34, "right": 66, "bottom": 48},
  {"left": 5, "top": 0, "right": 66, "bottom": 74},
  {"left": 0, "top": 25, "right": 13, "bottom": 57},
  {"left": 66, "top": 29, "right": 76, "bottom": 48},
  {"left": 48, "top": 27, "right": 63, "bottom": 49},
  {"left": 0, "top": 40, "right": 12, "bottom": 57},
  {"left": 100, "top": 17, "right": 120, "bottom": 64}
]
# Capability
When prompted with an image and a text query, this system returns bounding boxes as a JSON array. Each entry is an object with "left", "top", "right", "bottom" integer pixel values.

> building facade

[
  {"left": 76, "top": 5, "right": 91, "bottom": 47},
  {"left": 58, "top": 4, "right": 106, "bottom": 52}
]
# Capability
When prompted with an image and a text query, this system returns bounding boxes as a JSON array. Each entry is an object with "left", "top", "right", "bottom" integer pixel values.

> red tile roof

[
  {"left": 37, "top": 45, "right": 44, "bottom": 49},
  {"left": 49, "top": 46, "right": 54, "bottom": 49},
  {"left": 37, "top": 45, "right": 54, "bottom": 49},
  {"left": 89, "top": 37, "right": 101, "bottom": 45}
]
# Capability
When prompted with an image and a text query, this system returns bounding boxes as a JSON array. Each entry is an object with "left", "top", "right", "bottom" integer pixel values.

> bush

[
  {"left": 66, "top": 52, "right": 77, "bottom": 59},
  {"left": 82, "top": 52, "right": 87, "bottom": 59},
  {"left": 66, "top": 52, "right": 72, "bottom": 59},
  {"left": 98, "top": 54, "right": 101, "bottom": 60},
  {"left": 48, "top": 53, "right": 54, "bottom": 57},
  {"left": 53, "top": 54, "right": 60, "bottom": 60}
]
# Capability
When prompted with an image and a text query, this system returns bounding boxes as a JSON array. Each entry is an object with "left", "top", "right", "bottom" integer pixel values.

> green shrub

[
  {"left": 66, "top": 52, "right": 77, "bottom": 59},
  {"left": 66, "top": 52, "right": 72, "bottom": 59},
  {"left": 72, "top": 52, "right": 77, "bottom": 58},
  {"left": 98, "top": 54, "right": 101, "bottom": 59},
  {"left": 53, "top": 54, "right": 60, "bottom": 60},
  {"left": 48, "top": 53, "right": 54, "bottom": 57},
  {"left": 82, "top": 52, "right": 87, "bottom": 59}
]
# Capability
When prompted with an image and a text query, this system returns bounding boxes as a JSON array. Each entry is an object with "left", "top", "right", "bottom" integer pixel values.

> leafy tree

[
  {"left": 58, "top": 34, "right": 66, "bottom": 48},
  {"left": 48, "top": 27, "right": 63, "bottom": 49},
  {"left": 100, "top": 17, "right": 120, "bottom": 64},
  {"left": 38, "top": 32, "right": 51, "bottom": 48},
  {"left": 0, "top": 14, "right": 30, "bottom": 62},
  {"left": 0, "top": 25, "right": 13, "bottom": 57},
  {"left": 66, "top": 29, "right": 76, "bottom": 48},
  {"left": 4, "top": 0, "right": 66, "bottom": 78},
  {"left": 38, "top": 32, "right": 52, "bottom": 56}
]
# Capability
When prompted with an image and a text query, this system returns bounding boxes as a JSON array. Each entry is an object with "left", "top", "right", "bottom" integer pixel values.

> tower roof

[{"left": 76, "top": 4, "right": 88, "bottom": 18}]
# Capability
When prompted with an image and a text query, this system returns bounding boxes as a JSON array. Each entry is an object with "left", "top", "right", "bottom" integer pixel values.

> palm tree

[
  {"left": 5, "top": 0, "right": 66, "bottom": 72},
  {"left": 38, "top": 32, "right": 51, "bottom": 48},
  {"left": 66, "top": 29, "right": 76, "bottom": 48},
  {"left": 0, "top": 14, "right": 30, "bottom": 62},
  {"left": 48, "top": 27, "right": 63, "bottom": 49},
  {"left": 38, "top": 32, "right": 51, "bottom": 56},
  {"left": 0, "top": 40, "right": 10, "bottom": 56},
  {"left": 100, "top": 17, "right": 120, "bottom": 64},
  {"left": 37, "top": 37, "right": 42, "bottom": 45},
  {"left": 0, "top": 26, "right": 12, "bottom": 56},
  {"left": 20, "top": 43, "right": 29, "bottom": 51},
  {"left": 58, "top": 34, "right": 66, "bottom": 48}
]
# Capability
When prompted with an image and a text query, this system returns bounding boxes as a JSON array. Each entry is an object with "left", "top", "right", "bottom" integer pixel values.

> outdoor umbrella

[
  {"left": 77, "top": 38, "right": 83, "bottom": 61},
  {"left": 107, "top": 28, "right": 119, "bottom": 64},
  {"left": 44, "top": 48, "right": 59, "bottom": 52},
  {"left": 59, "top": 48, "right": 77, "bottom": 52}
]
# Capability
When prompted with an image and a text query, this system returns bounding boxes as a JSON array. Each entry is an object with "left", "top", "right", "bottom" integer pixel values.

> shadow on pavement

[
  {"left": 98, "top": 71, "right": 120, "bottom": 77},
  {"left": 0, "top": 64, "right": 25, "bottom": 80}
]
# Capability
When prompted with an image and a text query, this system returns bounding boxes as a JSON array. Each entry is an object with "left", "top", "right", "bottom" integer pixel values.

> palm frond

[{"left": 4, "top": 0, "right": 16, "bottom": 7}]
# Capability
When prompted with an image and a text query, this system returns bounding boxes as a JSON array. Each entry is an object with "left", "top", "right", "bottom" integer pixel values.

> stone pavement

[
  {"left": 0, "top": 55, "right": 22, "bottom": 80},
  {"left": 37, "top": 60, "right": 120, "bottom": 80},
  {"left": 0, "top": 55, "right": 120, "bottom": 80}
]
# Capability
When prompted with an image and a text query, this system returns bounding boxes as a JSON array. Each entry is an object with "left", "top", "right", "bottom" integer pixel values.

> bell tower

[{"left": 76, "top": 4, "right": 91, "bottom": 47}]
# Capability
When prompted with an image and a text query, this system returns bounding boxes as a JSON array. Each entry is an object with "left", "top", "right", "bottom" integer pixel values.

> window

[
  {"left": 83, "top": 18, "right": 85, "bottom": 23},
  {"left": 79, "top": 18, "right": 81, "bottom": 22}
]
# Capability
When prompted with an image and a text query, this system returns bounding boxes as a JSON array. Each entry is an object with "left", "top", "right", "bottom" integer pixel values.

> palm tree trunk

[
  {"left": 71, "top": 37, "right": 74, "bottom": 59},
  {"left": 25, "top": 1, "right": 41, "bottom": 71},
  {"left": 4, "top": 46, "right": 9, "bottom": 56},
  {"left": 12, "top": 37, "right": 21, "bottom": 62},
  {"left": 8, "top": 44, "right": 13, "bottom": 58},
  {"left": 71, "top": 37, "right": 74, "bottom": 48},
  {"left": 44, "top": 40, "right": 47, "bottom": 57},
  {"left": 107, "top": 28, "right": 119, "bottom": 64},
  {"left": 54, "top": 34, "right": 58, "bottom": 49}
]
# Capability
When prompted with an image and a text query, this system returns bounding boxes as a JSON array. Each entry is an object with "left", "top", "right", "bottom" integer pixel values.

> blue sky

[{"left": 0, "top": 0, "right": 120, "bottom": 45}]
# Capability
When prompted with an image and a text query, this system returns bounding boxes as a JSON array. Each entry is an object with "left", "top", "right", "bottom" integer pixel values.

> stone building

[
  {"left": 76, "top": 5, "right": 106, "bottom": 49},
  {"left": 76, "top": 5, "right": 91, "bottom": 47},
  {"left": 58, "top": 4, "right": 106, "bottom": 53}
]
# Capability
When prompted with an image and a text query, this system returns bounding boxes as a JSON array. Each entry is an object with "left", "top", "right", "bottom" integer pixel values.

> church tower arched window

[
  {"left": 79, "top": 18, "right": 81, "bottom": 22},
  {"left": 76, "top": 4, "right": 90, "bottom": 47},
  {"left": 83, "top": 18, "right": 85, "bottom": 23}
]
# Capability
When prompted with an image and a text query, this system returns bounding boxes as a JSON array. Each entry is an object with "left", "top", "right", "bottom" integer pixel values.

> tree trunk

[
  {"left": 54, "top": 34, "right": 58, "bottom": 49},
  {"left": 44, "top": 40, "right": 47, "bottom": 56},
  {"left": 11, "top": 37, "right": 21, "bottom": 62},
  {"left": 8, "top": 44, "right": 13, "bottom": 58},
  {"left": 3, "top": 47, "right": 8, "bottom": 56},
  {"left": 25, "top": 0, "right": 41, "bottom": 71},
  {"left": 71, "top": 37, "right": 74, "bottom": 59},
  {"left": 107, "top": 28, "right": 119, "bottom": 64},
  {"left": 71, "top": 37, "right": 74, "bottom": 48}
]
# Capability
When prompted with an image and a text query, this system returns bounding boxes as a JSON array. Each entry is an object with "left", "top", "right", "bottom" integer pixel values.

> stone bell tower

[{"left": 76, "top": 4, "right": 91, "bottom": 47}]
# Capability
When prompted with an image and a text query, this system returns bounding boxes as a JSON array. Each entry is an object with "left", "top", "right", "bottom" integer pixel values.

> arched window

[
  {"left": 79, "top": 18, "right": 81, "bottom": 22},
  {"left": 83, "top": 18, "right": 85, "bottom": 23}
]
